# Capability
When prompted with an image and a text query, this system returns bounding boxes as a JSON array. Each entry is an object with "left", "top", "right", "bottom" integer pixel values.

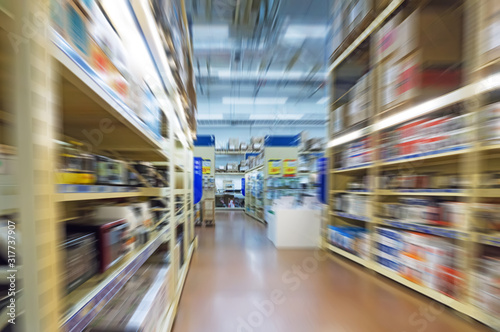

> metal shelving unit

[{"left": 324, "top": 0, "right": 500, "bottom": 330}]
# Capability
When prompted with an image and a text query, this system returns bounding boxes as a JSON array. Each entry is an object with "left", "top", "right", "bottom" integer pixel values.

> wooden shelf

[
  {"left": 475, "top": 233, "right": 500, "bottom": 247},
  {"left": 479, "top": 143, "right": 500, "bottom": 152},
  {"left": 371, "top": 263, "right": 470, "bottom": 315},
  {"left": 176, "top": 213, "right": 186, "bottom": 225},
  {"left": 331, "top": 190, "right": 373, "bottom": 195},
  {"left": 379, "top": 219, "right": 469, "bottom": 240},
  {"left": 331, "top": 211, "right": 370, "bottom": 222},
  {"left": 140, "top": 187, "right": 170, "bottom": 197},
  {"left": 377, "top": 189, "right": 468, "bottom": 197},
  {"left": 476, "top": 189, "right": 500, "bottom": 198},
  {"left": 332, "top": 163, "right": 373, "bottom": 173},
  {"left": 325, "top": 243, "right": 369, "bottom": 267},
  {"left": 52, "top": 31, "right": 168, "bottom": 161},
  {"left": 161, "top": 240, "right": 196, "bottom": 331},
  {"left": 61, "top": 226, "right": 171, "bottom": 330},
  {"left": 55, "top": 185, "right": 169, "bottom": 202},
  {"left": 380, "top": 145, "right": 470, "bottom": 166}
]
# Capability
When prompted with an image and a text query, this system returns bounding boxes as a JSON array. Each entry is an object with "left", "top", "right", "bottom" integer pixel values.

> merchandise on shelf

[
  {"left": 380, "top": 113, "right": 471, "bottom": 160},
  {"left": 378, "top": 172, "right": 468, "bottom": 190},
  {"left": 347, "top": 72, "right": 371, "bottom": 126},
  {"left": 87, "top": 254, "right": 171, "bottom": 331},
  {"left": 56, "top": 140, "right": 97, "bottom": 185},
  {"left": 473, "top": 248, "right": 500, "bottom": 317},
  {"left": 335, "top": 193, "right": 371, "bottom": 219},
  {"left": 375, "top": 227, "right": 463, "bottom": 298},
  {"left": 478, "top": 0, "right": 500, "bottom": 68},
  {"left": 341, "top": 136, "right": 373, "bottom": 168},
  {"left": 251, "top": 136, "right": 264, "bottom": 151},
  {"left": 382, "top": 198, "right": 467, "bottom": 228},
  {"left": 327, "top": 225, "right": 370, "bottom": 259},
  {"left": 228, "top": 138, "right": 239, "bottom": 151},
  {"left": 150, "top": 198, "right": 169, "bottom": 225},
  {"left": 330, "top": 104, "right": 345, "bottom": 135},
  {"left": 62, "top": 232, "right": 98, "bottom": 293},
  {"left": 475, "top": 203, "right": 500, "bottom": 232},
  {"left": 66, "top": 217, "right": 128, "bottom": 273},
  {"left": 137, "top": 84, "right": 162, "bottom": 138},
  {"left": 346, "top": 175, "right": 371, "bottom": 191},
  {"left": 481, "top": 102, "right": 500, "bottom": 145},
  {"left": 376, "top": 6, "right": 463, "bottom": 108}
]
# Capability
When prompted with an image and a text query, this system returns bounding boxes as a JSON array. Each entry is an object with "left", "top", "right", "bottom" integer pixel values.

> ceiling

[{"left": 187, "top": 0, "right": 331, "bottom": 128}]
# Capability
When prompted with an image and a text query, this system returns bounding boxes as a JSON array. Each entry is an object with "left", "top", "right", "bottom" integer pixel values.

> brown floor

[{"left": 172, "top": 211, "right": 492, "bottom": 332}]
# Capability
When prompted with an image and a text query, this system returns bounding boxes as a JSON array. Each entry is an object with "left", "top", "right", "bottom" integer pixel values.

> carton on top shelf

[
  {"left": 479, "top": 0, "right": 500, "bottom": 69},
  {"left": 397, "top": 7, "right": 463, "bottom": 66}
]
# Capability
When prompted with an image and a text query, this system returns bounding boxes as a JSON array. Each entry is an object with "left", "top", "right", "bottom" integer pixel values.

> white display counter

[{"left": 266, "top": 208, "right": 322, "bottom": 248}]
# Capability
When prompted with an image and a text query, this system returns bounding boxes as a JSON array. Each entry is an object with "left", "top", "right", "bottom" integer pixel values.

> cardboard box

[
  {"left": 344, "top": 0, "right": 372, "bottom": 36},
  {"left": 397, "top": 7, "right": 462, "bottom": 65},
  {"left": 394, "top": 52, "right": 462, "bottom": 105},
  {"left": 479, "top": 0, "right": 500, "bottom": 67},
  {"left": 374, "top": 15, "right": 400, "bottom": 63}
]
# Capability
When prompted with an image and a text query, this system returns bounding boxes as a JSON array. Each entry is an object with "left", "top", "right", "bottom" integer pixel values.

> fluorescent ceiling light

[
  {"left": 192, "top": 25, "right": 229, "bottom": 39},
  {"left": 197, "top": 114, "right": 224, "bottom": 120},
  {"left": 317, "top": 97, "right": 329, "bottom": 104},
  {"left": 222, "top": 97, "right": 288, "bottom": 105},
  {"left": 284, "top": 25, "right": 328, "bottom": 40},
  {"left": 249, "top": 114, "right": 303, "bottom": 120}
]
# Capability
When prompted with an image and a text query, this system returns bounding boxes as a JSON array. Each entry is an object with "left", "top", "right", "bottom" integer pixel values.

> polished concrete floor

[{"left": 172, "top": 211, "right": 492, "bottom": 332}]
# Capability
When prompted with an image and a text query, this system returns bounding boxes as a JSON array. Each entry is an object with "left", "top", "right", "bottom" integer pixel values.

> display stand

[{"left": 267, "top": 208, "right": 322, "bottom": 248}]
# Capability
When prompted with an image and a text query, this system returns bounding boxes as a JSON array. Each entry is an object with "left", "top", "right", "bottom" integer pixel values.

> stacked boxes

[
  {"left": 51, "top": 0, "right": 132, "bottom": 104},
  {"left": 383, "top": 198, "right": 467, "bottom": 228},
  {"left": 330, "top": 105, "right": 345, "bottom": 135},
  {"left": 341, "top": 137, "right": 373, "bottom": 168},
  {"left": 336, "top": 193, "right": 372, "bottom": 219},
  {"left": 380, "top": 114, "right": 470, "bottom": 160},
  {"left": 375, "top": 227, "right": 404, "bottom": 273},
  {"left": 475, "top": 203, "right": 500, "bottom": 232},
  {"left": 474, "top": 253, "right": 500, "bottom": 316},
  {"left": 87, "top": 256, "right": 172, "bottom": 331},
  {"left": 375, "top": 227, "right": 463, "bottom": 298},
  {"left": 376, "top": 6, "right": 463, "bottom": 110},
  {"left": 343, "top": 0, "right": 373, "bottom": 37},
  {"left": 478, "top": 0, "right": 500, "bottom": 70},
  {"left": 347, "top": 73, "right": 372, "bottom": 126},
  {"left": 328, "top": 226, "right": 370, "bottom": 259},
  {"left": 481, "top": 102, "right": 500, "bottom": 145}
]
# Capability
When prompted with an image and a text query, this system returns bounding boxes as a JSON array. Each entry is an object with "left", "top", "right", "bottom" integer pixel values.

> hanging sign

[
  {"left": 194, "top": 157, "right": 203, "bottom": 204},
  {"left": 283, "top": 159, "right": 297, "bottom": 177},
  {"left": 268, "top": 159, "right": 282, "bottom": 175},
  {"left": 318, "top": 157, "right": 328, "bottom": 204},
  {"left": 202, "top": 159, "right": 211, "bottom": 174}
]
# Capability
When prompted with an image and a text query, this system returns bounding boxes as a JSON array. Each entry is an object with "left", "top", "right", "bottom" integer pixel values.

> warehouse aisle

[{"left": 172, "top": 211, "right": 490, "bottom": 332}]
